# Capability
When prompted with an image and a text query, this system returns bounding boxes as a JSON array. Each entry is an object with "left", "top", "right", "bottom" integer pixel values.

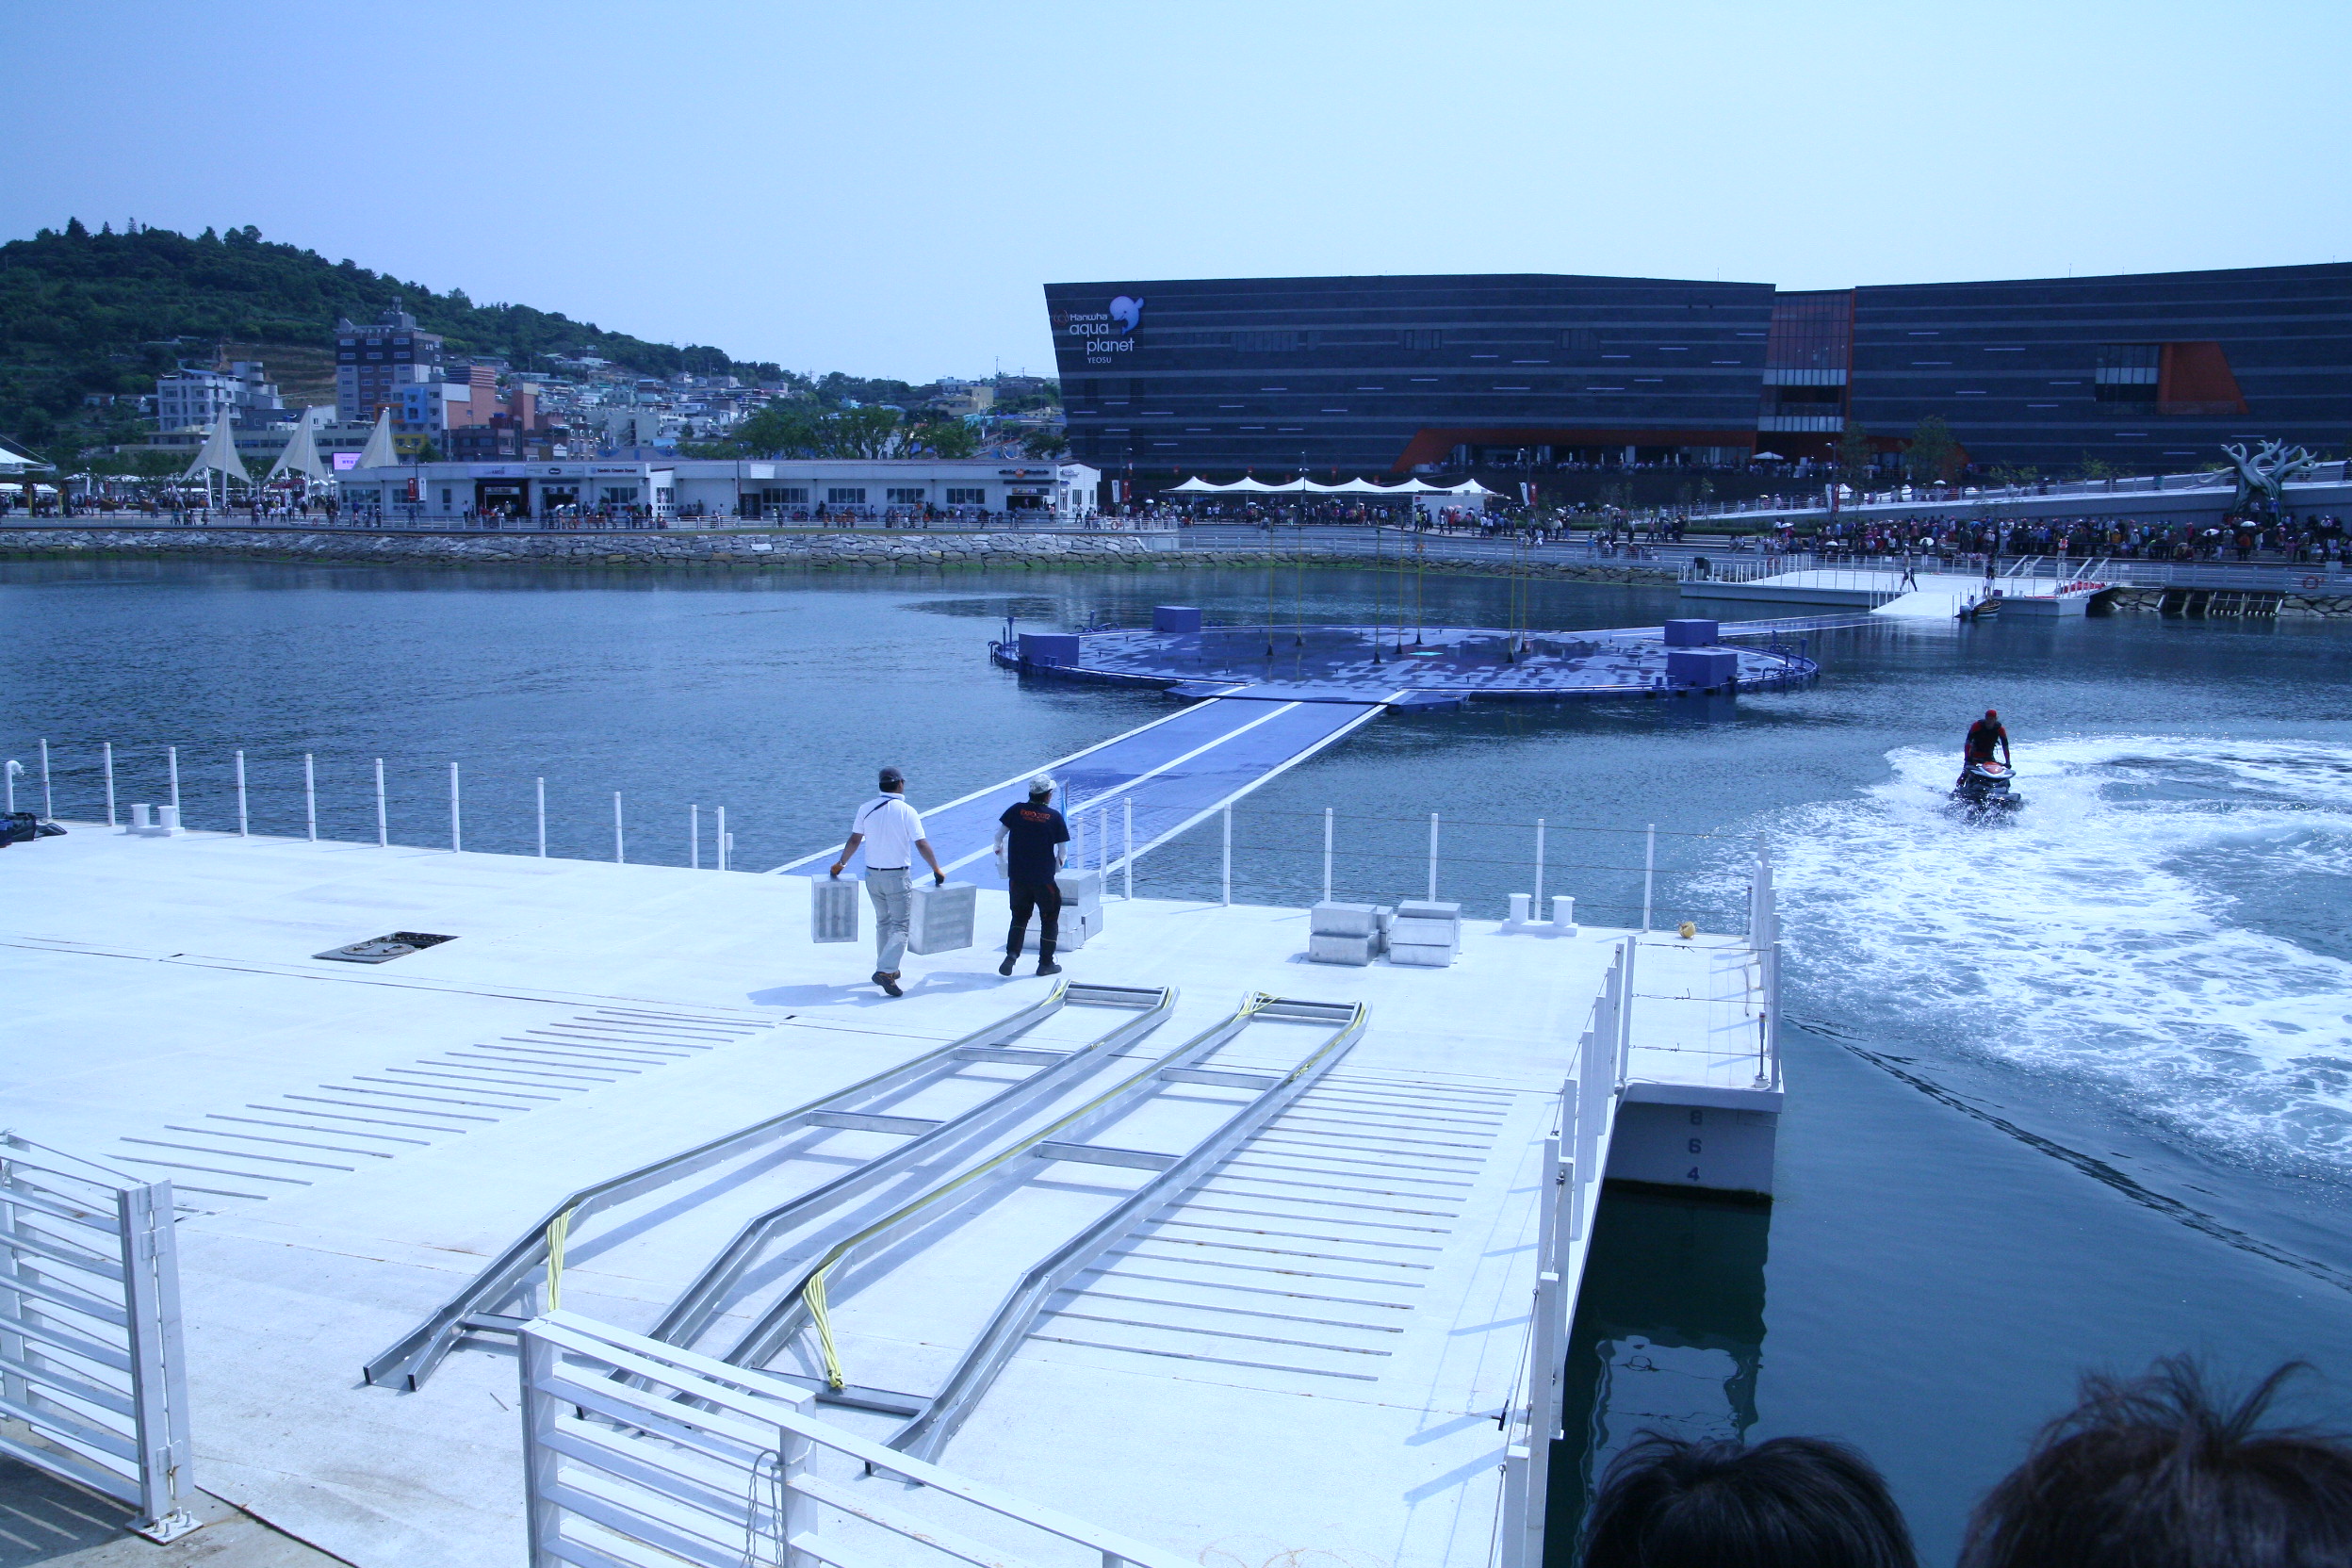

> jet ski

[{"left": 1950, "top": 760, "right": 2023, "bottom": 819}]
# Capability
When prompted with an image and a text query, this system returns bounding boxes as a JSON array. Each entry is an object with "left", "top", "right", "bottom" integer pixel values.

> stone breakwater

[
  {"left": 2101, "top": 585, "right": 2352, "bottom": 618},
  {"left": 0, "top": 527, "right": 1675, "bottom": 582}
]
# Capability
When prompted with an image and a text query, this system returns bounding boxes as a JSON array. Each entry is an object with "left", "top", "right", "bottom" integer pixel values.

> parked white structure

[{"left": 335, "top": 458, "right": 1102, "bottom": 524}]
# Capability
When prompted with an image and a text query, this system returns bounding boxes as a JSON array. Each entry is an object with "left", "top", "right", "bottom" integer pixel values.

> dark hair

[
  {"left": 878, "top": 766, "right": 905, "bottom": 790},
  {"left": 1581, "top": 1433, "right": 1916, "bottom": 1568},
  {"left": 1961, "top": 1357, "right": 2352, "bottom": 1568}
]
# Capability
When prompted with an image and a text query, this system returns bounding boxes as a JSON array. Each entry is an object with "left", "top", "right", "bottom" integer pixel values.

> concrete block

[
  {"left": 1396, "top": 900, "right": 1462, "bottom": 923},
  {"left": 1020, "top": 905, "right": 1099, "bottom": 953},
  {"left": 810, "top": 876, "right": 860, "bottom": 943},
  {"left": 1666, "top": 648, "right": 1739, "bottom": 688},
  {"left": 1309, "top": 932, "right": 1379, "bottom": 966},
  {"left": 1391, "top": 916, "right": 1459, "bottom": 951},
  {"left": 1388, "top": 941, "right": 1455, "bottom": 968},
  {"left": 1018, "top": 632, "right": 1082, "bottom": 668},
  {"left": 908, "top": 880, "right": 976, "bottom": 955},
  {"left": 1152, "top": 605, "right": 1203, "bottom": 633},
  {"left": 1311, "top": 901, "right": 1380, "bottom": 938},
  {"left": 1055, "top": 868, "right": 1104, "bottom": 912}
]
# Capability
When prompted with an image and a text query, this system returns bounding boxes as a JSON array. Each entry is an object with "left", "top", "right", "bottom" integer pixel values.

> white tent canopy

[
  {"left": 356, "top": 409, "right": 399, "bottom": 469},
  {"left": 184, "top": 413, "right": 248, "bottom": 482},
  {"left": 1161, "top": 474, "right": 1433, "bottom": 495},
  {"left": 266, "top": 408, "right": 330, "bottom": 484}
]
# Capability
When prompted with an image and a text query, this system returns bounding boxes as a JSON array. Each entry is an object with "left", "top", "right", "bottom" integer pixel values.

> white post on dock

[
  {"left": 1534, "top": 817, "right": 1546, "bottom": 912},
  {"left": 374, "top": 760, "right": 387, "bottom": 846},
  {"left": 1427, "top": 812, "right": 1439, "bottom": 902},
  {"left": 1641, "top": 823, "right": 1656, "bottom": 932},
  {"left": 303, "top": 754, "right": 317, "bottom": 841},
  {"left": 612, "top": 792, "right": 626, "bottom": 863},
  {"left": 233, "top": 751, "right": 249, "bottom": 836},
  {"left": 167, "top": 746, "right": 180, "bottom": 815},
  {"left": 1122, "top": 797, "right": 1134, "bottom": 900},
  {"left": 1616, "top": 935, "right": 1639, "bottom": 1083},
  {"left": 534, "top": 778, "right": 546, "bottom": 858},
  {"left": 691, "top": 804, "right": 700, "bottom": 870},
  {"left": 1321, "top": 807, "right": 1334, "bottom": 904},
  {"left": 716, "top": 807, "right": 727, "bottom": 871},
  {"left": 103, "top": 742, "right": 116, "bottom": 826},
  {"left": 38, "top": 740, "right": 50, "bottom": 818},
  {"left": 1220, "top": 805, "right": 1232, "bottom": 906},
  {"left": 3, "top": 760, "right": 14, "bottom": 814},
  {"left": 449, "top": 763, "right": 462, "bottom": 853}
]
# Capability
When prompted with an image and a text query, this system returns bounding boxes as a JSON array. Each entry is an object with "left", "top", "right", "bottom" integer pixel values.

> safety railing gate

[
  {"left": 0, "top": 1134, "right": 198, "bottom": 1541},
  {"left": 518, "top": 1311, "right": 1198, "bottom": 1568}
]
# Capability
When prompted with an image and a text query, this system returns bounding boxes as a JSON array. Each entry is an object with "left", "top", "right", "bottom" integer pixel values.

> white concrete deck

[{"left": 1, "top": 824, "right": 1771, "bottom": 1568}]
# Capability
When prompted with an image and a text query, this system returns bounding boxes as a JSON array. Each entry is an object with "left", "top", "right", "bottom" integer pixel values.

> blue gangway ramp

[{"left": 776, "top": 693, "right": 1391, "bottom": 889}]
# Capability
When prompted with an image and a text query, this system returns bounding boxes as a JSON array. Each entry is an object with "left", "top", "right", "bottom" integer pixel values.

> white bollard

[
  {"left": 1509, "top": 892, "right": 1531, "bottom": 925},
  {"left": 1551, "top": 895, "right": 1577, "bottom": 936}
]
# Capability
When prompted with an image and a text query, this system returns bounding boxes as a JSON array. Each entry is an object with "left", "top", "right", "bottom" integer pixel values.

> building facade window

[
  {"left": 827, "top": 487, "right": 866, "bottom": 504},
  {"left": 885, "top": 487, "right": 925, "bottom": 503},
  {"left": 945, "top": 487, "right": 986, "bottom": 504}
]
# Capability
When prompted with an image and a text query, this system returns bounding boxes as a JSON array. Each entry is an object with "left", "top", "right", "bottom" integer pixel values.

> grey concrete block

[
  {"left": 1387, "top": 941, "right": 1455, "bottom": 968},
  {"left": 1311, "top": 901, "right": 1380, "bottom": 938},
  {"left": 1309, "top": 932, "right": 1380, "bottom": 965}
]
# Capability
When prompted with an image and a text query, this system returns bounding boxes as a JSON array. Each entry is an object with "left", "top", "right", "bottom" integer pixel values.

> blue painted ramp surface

[{"left": 778, "top": 696, "right": 1386, "bottom": 889}]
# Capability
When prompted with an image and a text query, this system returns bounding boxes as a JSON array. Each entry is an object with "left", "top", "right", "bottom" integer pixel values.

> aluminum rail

[
  {"left": 710, "top": 992, "right": 1348, "bottom": 1380},
  {"left": 366, "top": 982, "right": 1164, "bottom": 1390},
  {"left": 0, "top": 1134, "right": 198, "bottom": 1542},
  {"left": 645, "top": 983, "right": 1177, "bottom": 1355},
  {"left": 889, "top": 995, "right": 1366, "bottom": 1462}
]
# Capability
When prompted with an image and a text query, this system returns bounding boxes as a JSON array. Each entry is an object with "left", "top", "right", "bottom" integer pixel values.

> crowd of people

[
  {"left": 1581, "top": 1357, "right": 2352, "bottom": 1568},
  {"left": 1795, "top": 513, "right": 2352, "bottom": 565}
]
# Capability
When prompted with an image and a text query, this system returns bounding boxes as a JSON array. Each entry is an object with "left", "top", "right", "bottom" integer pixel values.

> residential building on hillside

[
  {"left": 335, "top": 303, "right": 445, "bottom": 423},
  {"left": 155, "top": 361, "right": 291, "bottom": 431}
]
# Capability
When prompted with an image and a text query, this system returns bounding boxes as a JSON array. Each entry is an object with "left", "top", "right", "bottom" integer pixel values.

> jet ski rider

[{"left": 1961, "top": 709, "right": 2012, "bottom": 785}]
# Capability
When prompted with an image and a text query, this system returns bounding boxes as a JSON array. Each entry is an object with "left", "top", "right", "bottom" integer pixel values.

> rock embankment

[{"left": 0, "top": 527, "right": 1676, "bottom": 582}]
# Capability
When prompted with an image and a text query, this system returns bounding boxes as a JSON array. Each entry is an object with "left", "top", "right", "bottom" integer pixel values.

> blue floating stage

[
  {"left": 991, "top": 612, "right": 1830, "bottom": 707},
  {"left": 787, "top": 612, "right": 1854, "bottom": 884}
]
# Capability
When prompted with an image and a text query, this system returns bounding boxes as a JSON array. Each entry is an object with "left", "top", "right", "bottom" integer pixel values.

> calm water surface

[{"left": 5, "top": 558, "right": 2350, "bottom": 1560}]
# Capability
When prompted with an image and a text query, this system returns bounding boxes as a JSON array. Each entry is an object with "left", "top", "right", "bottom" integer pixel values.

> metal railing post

[
  {"left": 1220, "top": 806, "right": 1232, "bottom": 906},
  {"left": 518, "top": 1330, "right": 564, "bottom": 1567},
  {"left": 612, "top": 792, "right": 625, "bottom": 863},
  {"left": 234, "top": 750, "right": 248, "bottom": 836},
  {"left": 1617, "top": 936, "right": 1638, "bottom": 1084},
  {"left": 717, "top": 806, "right": 727, "bottom": 871},
  {"left": 374, "top": 759, "right": 387, "bottom": 846},
  {"left": 1642, "top": 824, "right": 1656, "bottom": 932},
  {"left": 449, "top": 763, "right": 462, "bottom": 853},
  {"left": 303, "top": 753, "right": 317, "bottom": 841},
  {"left": 1322, "top": 807, "right": 1333, "bottom": 904},
  {"left": 691, "top": 803, "right": 700, "bottom": 870},
  {"left": 166, "top": 745, "right": 179, "bottom": 816},
  {"left": 534, "top": 777, "right": 546, "bottom": 857},
  {"left": 1123, "top": 796, "right": 1134, "bottom": 900},
  {"left": 104, "top": 741, "right": 116, "bottom": 826},
  {"left": 1427, "top": 811, "right": 1439, "bottom": 901},
  {"left": 1534, "top": 816, "right": 1545, "bottom": 911},
  {"left": 38, "top": 738, "right": 50, "bottom": 818},
  {"left": 117, "top": 1178, "right": 195, "bottom": 1540}
]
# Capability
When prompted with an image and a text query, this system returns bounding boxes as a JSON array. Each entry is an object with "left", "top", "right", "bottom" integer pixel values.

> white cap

[{"left": 1028, "top": 776, "right": 1055, "bottom": 798}]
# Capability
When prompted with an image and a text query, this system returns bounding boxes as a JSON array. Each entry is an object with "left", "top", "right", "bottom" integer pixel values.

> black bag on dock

[{"left": 0, "top": 811, "right": 64, "bottom": 846}]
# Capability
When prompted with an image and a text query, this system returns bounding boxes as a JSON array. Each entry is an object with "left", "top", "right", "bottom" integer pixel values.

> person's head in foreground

[
  {"left": 1580, "top": 1433, "right": 1916, "bottom": 1568},
  {"left": 1961, "top": 1356, "right": 2352, "bottom": 1568}
]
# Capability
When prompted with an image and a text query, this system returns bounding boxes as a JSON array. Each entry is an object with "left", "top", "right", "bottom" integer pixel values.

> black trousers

[{"left": 1006, "top": 878, "right": 1062, "bottom": 959}]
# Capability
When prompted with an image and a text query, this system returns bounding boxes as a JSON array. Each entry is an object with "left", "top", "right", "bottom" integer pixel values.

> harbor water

[{"left": 5, "top": 555, "right": 2350, "bottom": 1561}]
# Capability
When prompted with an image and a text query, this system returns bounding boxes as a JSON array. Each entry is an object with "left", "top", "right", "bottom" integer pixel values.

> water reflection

[{"left": 1546, "top": 1185, "right": 1772, "bottom": 1555}]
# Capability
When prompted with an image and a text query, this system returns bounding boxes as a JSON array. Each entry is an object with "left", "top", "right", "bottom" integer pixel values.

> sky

[{"left": 6, "top": 0, "right": 2349, "bottom": 383}]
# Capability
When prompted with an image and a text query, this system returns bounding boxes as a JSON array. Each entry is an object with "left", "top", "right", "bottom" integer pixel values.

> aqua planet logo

[{"left": 1109, "top": 296, "right": 1144, "bottom": 335}]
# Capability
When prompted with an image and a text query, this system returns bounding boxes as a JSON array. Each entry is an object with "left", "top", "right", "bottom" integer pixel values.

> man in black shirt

[
  {"left": 1961, "top": 709, "right": 2011, "bottom": 784},
  {"left": 994, "top": 776, "right": 1071, "bottom": 978}
]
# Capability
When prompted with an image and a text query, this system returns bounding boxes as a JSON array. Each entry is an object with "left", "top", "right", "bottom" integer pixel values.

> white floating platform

[{"left": 0, "top": 825, "right": 1777, "bottom": 1568}]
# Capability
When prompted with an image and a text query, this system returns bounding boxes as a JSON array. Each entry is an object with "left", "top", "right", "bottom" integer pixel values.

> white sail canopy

[
  {"left": 266, "top": 409, "right": 330, "bottom": 483},
  {"left": 356, "top": 409, "right": 399, "bottom": 469},
  {"left": 183, "top": 412, "right": 248, "bottom": 481}
]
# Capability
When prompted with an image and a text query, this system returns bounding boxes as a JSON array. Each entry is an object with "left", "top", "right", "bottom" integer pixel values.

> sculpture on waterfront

[{"left": 2219, "top": 439, "right": 2319, "bottom": 516}]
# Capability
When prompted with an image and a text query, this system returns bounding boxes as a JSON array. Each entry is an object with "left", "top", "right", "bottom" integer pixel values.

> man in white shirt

[{"left": 830, "top": 766, "right": 946, "bottom": 998}]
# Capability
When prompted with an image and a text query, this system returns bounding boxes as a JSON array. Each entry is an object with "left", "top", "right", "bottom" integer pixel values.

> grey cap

[
  {"left": 1028, "top": 776, "right": 1055, "bottom": 798},
  {"left": 878, "top": 766, "right": 906, "bottom": 789}
]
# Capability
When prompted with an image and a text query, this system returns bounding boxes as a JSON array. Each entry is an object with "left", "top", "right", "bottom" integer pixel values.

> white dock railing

[
  {"left": 1496, "top": 847, "right": 1780, "bottom": 1567},
  {"left": 0, "top": 1134, "right": 199, "bottom": 1541},
  {"left": 516, "top": 1310, "right": 1197, "bottom": 1568}
]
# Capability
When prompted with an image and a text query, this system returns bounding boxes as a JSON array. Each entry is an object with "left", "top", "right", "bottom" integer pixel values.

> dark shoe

[
  {"left": 1035, "top": 961, "right": 1062, "bottom": 977},
  {"left": 998, "top": 954, "right": 1017, "bottom": 977},
  {"left": 875, "top": 972, "right": 904, "bottom": 997}
]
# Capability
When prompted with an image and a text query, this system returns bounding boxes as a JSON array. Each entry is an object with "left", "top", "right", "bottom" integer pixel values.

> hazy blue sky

[{"left": 7, "top": 1, "right": 2348, "bottom": 381}]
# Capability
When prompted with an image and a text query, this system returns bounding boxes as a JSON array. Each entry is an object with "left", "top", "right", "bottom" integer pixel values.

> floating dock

[{"left": 2, "top": 812, "right": 1782, "bottom": 1568}]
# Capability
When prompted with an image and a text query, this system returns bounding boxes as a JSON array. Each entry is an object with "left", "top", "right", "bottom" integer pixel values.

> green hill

[{"left": 0, "top": 219, "right": 790, "bottom": 453}]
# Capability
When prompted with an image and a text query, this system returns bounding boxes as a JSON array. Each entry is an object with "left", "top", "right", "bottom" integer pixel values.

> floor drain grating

[{"left": 313, "top": 931, "right": 458, "bottom": 964}]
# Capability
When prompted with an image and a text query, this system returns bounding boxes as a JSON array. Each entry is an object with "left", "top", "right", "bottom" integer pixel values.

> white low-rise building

[{"left": 335, "top": 458, "right": 1102, "bottom": 524}]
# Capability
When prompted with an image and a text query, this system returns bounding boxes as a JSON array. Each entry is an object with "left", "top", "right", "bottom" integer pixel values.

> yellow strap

[
  {"left": 803, "top": 1266, "right": 848, "bottom": 1392},
  {"left": 546, "top": 1210, "right": 572, "bottom": 1312}
]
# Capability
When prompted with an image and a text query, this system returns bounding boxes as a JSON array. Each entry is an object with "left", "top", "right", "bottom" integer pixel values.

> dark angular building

[{"left": 1045, "top": 262, "right": 2352, "bottom": 485}]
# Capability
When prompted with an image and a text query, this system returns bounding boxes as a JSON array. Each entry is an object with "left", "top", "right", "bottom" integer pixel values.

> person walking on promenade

[
  {"left": 993, "top": 776, "right": 1070, "bottom": 978},
  {"left": 830, "top": 766, "right": 944, "bottom": 998}
]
